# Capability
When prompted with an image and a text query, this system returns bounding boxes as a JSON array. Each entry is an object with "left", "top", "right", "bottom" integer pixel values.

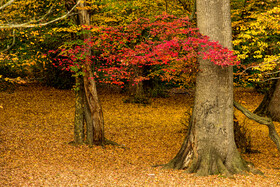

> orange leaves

[{"left": 1, "top": 85, "right": 280, "bottom": 185}]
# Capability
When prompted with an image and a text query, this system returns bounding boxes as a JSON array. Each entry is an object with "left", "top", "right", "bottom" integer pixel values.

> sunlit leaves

[
  {"left": 51, "top": 14, "right": 239, "bottom": 88},
  {"left": 232, "top": 1, "right": 280, "bottom": 83}
]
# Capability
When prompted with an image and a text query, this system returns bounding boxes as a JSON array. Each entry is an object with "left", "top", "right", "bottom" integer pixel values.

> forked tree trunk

[
  {"left": 255, "top": 79, "right": 280, "bottom": 122},
  {"left": 164, "top": 0, "right": 258, "bottom": 176},
  {"left": 73, "top": 0, "right": 105, "bottom": 146}
]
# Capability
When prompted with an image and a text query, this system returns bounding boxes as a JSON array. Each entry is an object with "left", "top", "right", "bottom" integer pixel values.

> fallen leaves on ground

[{"left": 0, "top": 85, "right": 280, "bottom": 186}]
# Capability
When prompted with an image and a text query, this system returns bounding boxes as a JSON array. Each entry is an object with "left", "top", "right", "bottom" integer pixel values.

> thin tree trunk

[
  {"left": 126, "top": 67, "right": 149, "bottom": 104},
  {"left": 78, "top": 0, "right": 105, "bottom": 145},
  {"left": 74, "top": 75, "right": 84, "bottom": 144},
  {"left": 83, "top": 64, "right": 105, "bottom": 145},
  {"left": 164, "top": 0, "right": 260, "bottom": 176}
]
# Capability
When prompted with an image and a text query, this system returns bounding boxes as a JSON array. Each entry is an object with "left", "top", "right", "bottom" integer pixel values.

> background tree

[
  {"left": 0, "top": 0, "right": 81, "bottom": 89},
  {"left": 255, "top": 78, "right": 280, "bottom": 122}
]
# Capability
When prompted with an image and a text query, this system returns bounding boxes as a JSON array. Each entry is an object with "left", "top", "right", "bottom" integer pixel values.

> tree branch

[
  {"left": 262, "top": 77, "right": 280, "bottom": 82},
  {"left": 234, "top": 100, "right": 280, "bottom": 152},
  {"left": 1, "top": 29, "right": 15, "bottom": 53},
  {"left": 266, "top": 70, "right": 280, "bottom": 75},
  {"left": 240, "top": 58, "right": 280, "bottom": 74},
  {"left": 0, "top": 0, "right": 15, "bottom": 11},
  {"left": 238, "top": 58, "right": 280, "bottom": 81},
  {"left": 0, "top": 0, "right": 81, "bottom": 28}
]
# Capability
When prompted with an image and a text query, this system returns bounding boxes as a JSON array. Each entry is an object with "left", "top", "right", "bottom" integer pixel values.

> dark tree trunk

[
  {"left": 74, "top": 76, "right": 84, "bottom": 144},
  {"left": 164, "top": 0, "right": 258, "bottom": 176},
  {"left": 255, "top": 79, "right": 280, "bottom": 122},
  {"left": 83, "top": 64, "right": 105, "bottom": 145},
  {"left": 126, "top": 67, "right": 149, "bottom": 104},
  {"left": 72, "top": 0, "right": 105, "bottom": 146},
  {"left": 268, "top": 79, "right": 280, "bottom": 121}
]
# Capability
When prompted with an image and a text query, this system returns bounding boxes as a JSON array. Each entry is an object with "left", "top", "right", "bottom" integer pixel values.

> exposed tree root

[
  {"left": 68, "top": 138, "right": 128, "bottom": 149},
  {"left": 234, "top": 100, "right": 280, "bottom": 152},
  {"left": 163, "top": 122, "right": 263, "bottom": 176},
  {"left": 104, "top": 138, "right": 129, "bottom": 149},
  {"left": 164, "top": 145, "right": 262, "bottom": 176}
]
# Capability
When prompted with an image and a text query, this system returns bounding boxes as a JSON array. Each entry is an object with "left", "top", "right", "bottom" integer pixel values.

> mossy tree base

[{"left": 163, "top": 121, "right": 262, "bottom": 176}]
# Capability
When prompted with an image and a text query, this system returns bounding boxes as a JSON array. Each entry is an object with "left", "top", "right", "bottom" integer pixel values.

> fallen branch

[{"left": 234, "top": 100, "right": 280, "bottom": 152}]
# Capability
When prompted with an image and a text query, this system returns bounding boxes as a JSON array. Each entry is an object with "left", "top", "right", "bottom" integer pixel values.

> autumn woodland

[{"left": 1, "top": 0, "right": 280, "bottom": 186}]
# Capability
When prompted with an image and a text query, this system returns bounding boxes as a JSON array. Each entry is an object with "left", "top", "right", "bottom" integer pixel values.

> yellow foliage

[
  {"left": 253, "top": 54, "right": 280, "bottom": 72},
  {"left": 50, "top": 25, "right": 84, "bottom": 34},
  {"left": 232, "top": 4, "right": 280, "bottom": 83}
]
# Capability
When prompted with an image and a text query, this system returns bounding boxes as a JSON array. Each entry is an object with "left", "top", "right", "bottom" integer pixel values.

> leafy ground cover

[{"left": 0, "top": 84, "right": 280, "bottom": 186}]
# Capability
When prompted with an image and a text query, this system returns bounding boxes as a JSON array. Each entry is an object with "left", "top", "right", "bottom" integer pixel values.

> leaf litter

[{"left": 0, "top": 85, "right": 280, "bottom": 186}]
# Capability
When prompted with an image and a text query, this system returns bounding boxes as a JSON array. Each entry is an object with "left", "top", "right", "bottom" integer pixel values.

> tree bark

[
  {"left": 164, "top": 0, "right": 259, "bottom": 176},
  {"left": 83, "top": 64, "right": 105, "bottom": 145},
  {"left": 74, "top": 76, "right": 84, "bottom": 144},
  {"left": 268, "top": 79, "right": 280, "bottom": 122},
  {"left": 74, "top": 0, "right": 105, "bottom": 146},
  {"left": 255, "top": 79, "right": 280, "bottom": 122}
]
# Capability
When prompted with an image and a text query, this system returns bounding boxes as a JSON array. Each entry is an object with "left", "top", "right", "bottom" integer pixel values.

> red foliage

[{"left": 49, "top": 14, "right": 239, "bottom": 86}]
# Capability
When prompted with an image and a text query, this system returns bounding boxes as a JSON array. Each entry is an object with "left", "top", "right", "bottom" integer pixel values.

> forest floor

[{"left": 1, "top": 84, "right": 280, "bottom": 186}]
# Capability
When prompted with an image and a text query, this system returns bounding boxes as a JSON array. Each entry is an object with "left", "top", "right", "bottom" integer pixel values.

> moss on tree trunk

[
  {"left": 74, "top": 76, "right": 84, "bottom": 144},
  {"left": 72, "top": 0, "right": 105, "bottom": 146}
]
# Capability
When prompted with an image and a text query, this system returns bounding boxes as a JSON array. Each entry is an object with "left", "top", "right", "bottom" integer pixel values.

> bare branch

[
  {"left": 262, "top": 77, "right": 280, "bottom": 83},
  {"left": 234, "top": 100, "right": 280, "bottom": 152},
  {"left": 0, "top": 0, "right": 81, "bottom": 29},
  {"left": 238, "top": 58, "right": 280, "bottom": 79},
  {"left": 0, "top": 0, "right": 15, "bottom": 11},
  {"left": 1, "top": 29, "right": 15, "bottom": 53},
  {"left": 266, "top": 70, "right": 280, "bottom": 75}
]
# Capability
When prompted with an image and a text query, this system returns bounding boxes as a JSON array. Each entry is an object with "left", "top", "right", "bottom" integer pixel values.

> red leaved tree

[{"left": 50, "top": 14, "right": 241, "bottom": 152}]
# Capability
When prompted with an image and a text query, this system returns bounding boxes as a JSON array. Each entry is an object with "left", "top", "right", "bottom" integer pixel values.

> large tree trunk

[
  {"left": 164, "top": 0, "right": 257, "bottom": 176},
  {"left": 255, "top": 79, "right": 280, "bottom": 122},
  {"left": 73, "top": 0, "right": 105, "bottom": 146}
]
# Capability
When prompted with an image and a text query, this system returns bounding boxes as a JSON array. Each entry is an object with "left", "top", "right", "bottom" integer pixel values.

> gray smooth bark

[{"left": 164, "top": 0, "right": 260, "bottom": 176}]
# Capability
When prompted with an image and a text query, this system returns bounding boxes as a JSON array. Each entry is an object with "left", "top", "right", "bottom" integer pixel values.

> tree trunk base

[
  {"left": 164, "top": 147, "right": 262, "bottom": 176},
  {"left": 68, "top": 139, "right": 127, "bottom": 149},
  {"left": 163, "top": 131, "right": 263, "bottom": 176}
]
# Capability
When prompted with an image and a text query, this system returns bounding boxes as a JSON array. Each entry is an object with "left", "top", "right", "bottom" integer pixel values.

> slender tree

[
  {"left": 164, "top": 0, "right": 259, "bottom": 176},
  {"left": 73, "top": 0, "right": 105, "bottom": 146}
]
